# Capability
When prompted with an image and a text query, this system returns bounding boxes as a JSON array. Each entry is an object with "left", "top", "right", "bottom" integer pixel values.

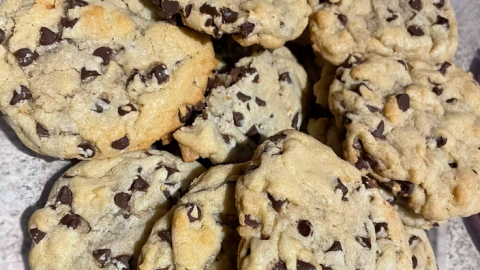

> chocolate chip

[
  {"left": 10, "top": 85, "right": 32, "bottom": 105},
  {"left": 114, "top": 192, "right": 131, "bottom": 208},
  {"left": 113, "top": 255, "right": 131, "bottom": 270},
  {"left": 272, "top": 261, "right": 287, "bottom": 270},
  {"left": 61, "top": 18, "right": 79, "bottom": 28},
  {"left": 432, "top": 85, "right": 443, "bottom": 95},
  {"left": 255, "top": 97, "right": 266, "bottom": 107},
  {"left": 161, "top": 0, "right": 180, "bottom": 14},
  {"left": 279, "top": 72, "right": 292, "bottom": 83},
  {"left": 14, "top": 49, "right": 39, "bottom": 66},
  {"left": 446, "top": 98, "right": 457, "bottom": 104},
  {"left": 36, "top": 123, "right": 49, "bottom": 138},
  {"left": 291, "top": 112, "right": 299, "bottom": 130},
  {"left": 396, "top": 94, "right": 410, "bottom": 111},
  {"left": 397, "top": 60, "right": 408, "bottom": 70},
  {"left": 367, "top": 105, "right": 381, "bottom": 113},
  {"left": 297, "top": 220, "right": 313, "bottom": 237},
  {"left": 118, "top": 104, "right": 137, "bottom": 116},
  {"left": 337, "top": 14, "right": 348, "bottom": 26},
  {"left": 0, "top": 29, "right": 5, "bottom": 44},
  {"left": 184, "top": 4, "right": 193, "bottom": 17},
  {"left": 409, "top": 235, "right": 419, "bottom": 245},
  {"left": 157, "top": 230, "right": 172, "bottom": 245},
  {"left": 78, "top": 141, "right": 96, "bottom": 158},
  {"left": 362, "top": 176, "right": 377, "bottom": 189},
  {"left": 320, "top": 265, "right": 333, "bottom": 270},
  {"left": 409, "top": 0, "right": 422, "bottom": 11},
  {"left": 408, "top": 25, "right": 424, "bottom": 36},
  {"left": 233, "top": 111, "right": 244, "bottom": 126},
  {"left": 240, "top": 22, "right": 255, "bottom": 37},
  {"left": 30, "top": 228, "right": 46, "bottom": 244},
  {"left": 230, "top": 66, "right": 259, "bottom": 83},
  {"left": 150, "top": 64, "right": 170, "bottom": 84},
  {"left": 433, "top": 222, "right": 439, "bottom": 227},
  {"left": 111, "top": 135, "right": 129, "bottom": 150},
  {"left": 371, "top": 121, "right": 386, "bottom": 139},
  {"left": 237, "top": 92, "right": 251, "bottom": 102},
  {"left": 327, "top": 241, "right": 343, "bottom": 252},
  {"left": 268, "top": 193, "right": 287, "bottom": 212},
  {"left": 71, "top": 0, "right": 88, "bottom": 8},
  {"left": 435, "top": 15, "right": 449, "bottom": 28},
  {"left": 436, "top": 136, "right": 447, "bottom": 147},
  {"left": 221, "top": 8, "right": 238, "bottom": 23},
  {"left": 387, "top": 13, "right": 398, "bottom": 22},
  {"left": 396, "top": 180, "right": 415, "bottom": 196},
  {"left": 193, "top": 101, "right": 206, "bottom": 112},
  {"left": 356, "top": 237, "right": 371, "bottom": 249},
  {"left": 412, "top": 255, "right": 418, "bottom": 269},
  {"left": 353, "top": 138, "right": 363, "bottom": 150},
  {"left": 93, "top": 47, "right": 112, "bottom": 65},
  {"left": 130, "top": 176, "right": 149, "bottom": 192},
  {"left": 221, "top": 134, "right": 231, "bottom": 144},
  {"left": 297, "top": 260, "right": 316, "bottom": 270},
  {"left": 438, "top": 62, "right": 451, "bottom": 75},
  {"left": 244, "top": 214, "right": 260, "bottom": 228},
  {"left": 374, "top": 222, "right": 388, "bottom": 233},
  {"left": 93, "top": 249, "right": 111, "bottom": 266},
  {"left": 56, "top": 186, "right": 73, "bottom": 205},
  {"left": 449, "top": 162, "right": 458, "bottom": 168},
  {"left": 434, "top": 0, "right": 445, "bottom": 9},
  {"left": 269, "top": 133, "right": 287, "bottom": 143},
  {"left": 199, "top": 4, "right": 217, "bottom": 16},
  {"left": 335, "top": 178, "right": 348, "bottom": 201},
  {"left": 156, "top": 164, "right": 180, "bottom": 177},
  {"left": 355, "top": 158, "right": 369, "bottom": 170},
  {"left": 186, "top": 203, "right": 201, "bottom": 222},
  {"left": 179, "top": 106, "right": 193, "bottom": 123},
  {"left": 353, "top": 82, "right": 368, "bottom": 96},
  {"left": 162, "top": 183, "right": 181, "bottom": 202},
  {"left": 246, "top": 125, "right": 261, "bottom": 143},
  {"left": 81, "top": 68, "right": 100, "bottom": 82},
  {"left": 59, "top": 214, "right": 82, "bottom": 229},
  {"left": 39, "top": 27, "right": 58, "bottom": 45}
]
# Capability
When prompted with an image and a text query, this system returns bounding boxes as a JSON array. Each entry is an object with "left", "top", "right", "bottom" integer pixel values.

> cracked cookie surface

[
  {"left": 236, "top": 130, "right": 413, "bottom": 270},
  {"left": 28, "top": 150, "right": 205, "bottom": 270},
  {"left": 0, "top": 0, "right": 217, "bottom": 160}
]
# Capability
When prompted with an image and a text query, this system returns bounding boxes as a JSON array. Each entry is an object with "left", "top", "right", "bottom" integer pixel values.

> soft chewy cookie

[
  {"left": 138, "top": 164, "right": 245, "bottom": 270},
  {"left": 28, "top": 150, "right": 205, "bottom": 270},
  {"left": 309, "top": 0, "right": 458, "bottom": 65},
  {"left": 404, "top": 227, "right": 437, "bottom": 270},
  {"left": 328, "top": 55, "right": 480, "bottom": 221},
  {"left": 150, "top": 0, "right": 311, "bottom": 49},
  {"left": 173, "top": 47, "right": 309, "bottom": 164},
  {"left": 0, "top": 0, "right": 217, "bottom": 160},
  {"left": 236, "top": 130, "right": 413, "bottom": 270}
]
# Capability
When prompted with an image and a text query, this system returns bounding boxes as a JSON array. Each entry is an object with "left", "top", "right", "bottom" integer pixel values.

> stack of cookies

[{"left": 0, "top": 0, "right": 476, "bottom": 269}]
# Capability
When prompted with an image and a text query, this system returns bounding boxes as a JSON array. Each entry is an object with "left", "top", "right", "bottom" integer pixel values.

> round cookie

[
  {"left": 236, "top": 130, "right": 413, "bottom": 270},
  {"left": 28, "top": 150, "right": 205, "bottom": 270},
  {"left": 138, "top": 164, "right": 245, "bottom": 270},
  {"left": 309, "top": 0, "right": 458, "bottom": 65},
  {"left": 328, "top": 55, "right": 480, "bottom": 221},
  {"left": 0, "top": 0, "right": 217, "bottom": 160},
  {"left": 173, "top": 47, "right": 309, "bottom": 164},
  {"left": 404, "top": 227, "right": 437, "bottom": 270},
  {"left": 150, "top": 0, "right": 311, "bottom": 49}
]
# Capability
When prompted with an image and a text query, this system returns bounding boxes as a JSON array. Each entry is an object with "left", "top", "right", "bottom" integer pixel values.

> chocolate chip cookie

[
  {"left": 329, "top": 54, "right": 480, "bottom": 221},
  {"left": 28, "top": 150, "right": 205, "bottom": 270},
  {"left": 309, "top": 0, "right": 458, "bottom": 65},
  {"left": 0, "top": 0, "right": 217, "bottom": 160},
  {"left": 150, "top": 0, "right": 311, "bottom": 49},
  {"left": 173, "top": 47, "right": 309, "bottom": 164},
  {"left": 405, "top": 226, "right": 437, "bottom": 270},
  {"left": 236, "top": 130, "right": 413, "bottom": 270},
  {"left": 138, "top": 163, "right": 245, "bottom": 270}
]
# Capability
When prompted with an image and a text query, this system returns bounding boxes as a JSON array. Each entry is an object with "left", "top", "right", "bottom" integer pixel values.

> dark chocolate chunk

[
  {"left": 439, "top": 62, "right": 451, "bottom": 75},
  {"left": 14, "top": 49, "right": 39, "bottom": 66},
  {"left": 59, "top": 214, "right": 82, "bottom": 229},
  {"left": 78, "top": 141, "right": 96, "bottom": 158},
  {"left": 291, "top": 112, "right": 299, "bottom": 130},
  {"left": 446, "top": 98, "right": 457, "bottom": 103},
  {"left": 337, "top": 14, "right": 348, "bottom": 26},
  {"left": 297, "top": 260, "right": 316, "bottom": 270},
  {"left": 221, "top": 134, "right": 231, "bottom": 144},
  {"left": 93, "top": 47, "right": 113, "bottom": 65},
  {"left": 409, "top": 0, "right": 422, "bottom": 11},
  {"left": 179, "top": 106, "right": 193, "bottom": 123},
  {"left": 199, "top": 4, "right": 217, "bottom": 16},
  {"left": 408, "top": 25, "right": 424, "bottom": 36},
  {"left": 149, "top": 64, "right": 170, "bottom": 84},
  {"left": 279, "top": 72, "right": 292, "bottom": 83},
  {"left": 272, "top": 261, "right": 287, "bottom": 270},
  {"left": 268, "top": 193, "right": 287, "bottom": 212},
  {"left": 240, "top": 22, "right": 255, "bottom": 37},
  {"left": 436, "top": 136, "right": 447, "bottom": 147},
  {"left": 184, "top": 4, "right": 193, "bottom": 17},
  {"left": 355, "top": 158, "right": 369, "bottom": 170},
  {"left": 412, "top": 255, "right": 418, "bottom": 269},
  {"left": 0, "top": 29, "right": 5, "bottom": 44},
  {"left": 396, "top": 94, "right": 410, "bottom": 111},
  {"left": 157, "top": 230, "right": 172, "bottom": 245},
  {"left": 161, "top": 0, "right": 180, "bottom": 14},
  {"left": 374, "top": 222, "right": 388, "bottom": 233},
  {"left": 356, "top": 237, "right": 372, "bottom": 249},
  {"left": 335, "top": 178, "right": 348, "bottom": 201},
  {"left": 93, "top": 249, "right": 111, "bottom": 266},
  {"left": 237, "top": 92, "right": 252, "bottom": 102},
  {"left": 327, "top": 241, "right": 343, "bottom": 252},
  {"left": 255, "top": 97, "right": 266, "bottom": 107},
  {"left": 435, "top": 15, "right": 449, "bottom": 28},
  {"left": 186, "top": 203, "right": 201, "bottom": 222},
  {"left": 111, "top": 136, "right": 129, "bottom": 150},
  {"left": 130, "top": 176, "right": 149, "bottom": 192},
  {"left": 118, "top": 104, "right": 137, "bottom": 116},
  {"left": 113, "top": 255, "right": 131, "bottom": 270},
  {"left": 81, "top": 68, "right": 100, "bottom": 82},
  {"left": 367, "top": 105, "right": 381, "bottom": 113},
  {"left": 371, "top": 121, "right": 386, "bottom": 139},
  {"left": 61, "top": 18, "right": 79, "bottom": 28},
  {"left": 409, "top": 235, "right": 419, "bottom": 245},
  {"left": 71, "top": 0, "right": 88, "bottom": 8},
  {"left": 432, "top": 85, "right": 443, "bottom": 95},
  {"left": 244, "top": 214, "right": 260, "bottom": 228},
  {"left": 433, "top": 0, "right": 445, "bottom": 9},
  {"left": 30, "top": 228, "right": 46, "bottom": 244},
  {"left": 56, "top": 186, "right": 73, "bottom": 205},
  {"left": 114, "top": 192, "right": 131, "bottom": 208},
  {"left": 221, "top": 8, "right": 238, "bottom": 23},
  {"left": 362, "top": 176, "right": 377, "bottom": 189},
  {"left": 297, "top": 220, "right": 313, "bottom": 237},
  {"left": 10, "top": 85, "right": 32, "bottom": 105},
  {"left": 449, "top": 162, "right": 458, "bottom": 168},
  {"left": 39, "top": 27, "right": 58, "bottom": 45},
  {"left": 36, "top": 123, "right": 49, "bottom": 138},
  {"left": 233, "top": 111, "right": 244, "bottom": 126}
]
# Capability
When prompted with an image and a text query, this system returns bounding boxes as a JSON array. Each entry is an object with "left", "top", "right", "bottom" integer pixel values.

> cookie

[
  {"left": 0, "top": 0, "right": 217, "bottom": 160},
  {"left": 28, "top": 150, "right": 205, "bottom": 270},
  {"left": 404, "top": 227, "right": 437, "bottom": 270},
  {"left": 328, "top": 54, "right": 480, "bottom": 221},
  {"left": 150, "top": 0, "right": 311, "bottom": 49},
  {"left": 236, "top": 130, "right": 413, "bottom": 270},
  {"left": 309, "top": 0, "right": 458, "bottom": 65},
  {"left": 173, "top": 47, "right": 309, "bottom": 164},
  {"left": 138, "top": 163, "right": 245, "bottom": 270}
]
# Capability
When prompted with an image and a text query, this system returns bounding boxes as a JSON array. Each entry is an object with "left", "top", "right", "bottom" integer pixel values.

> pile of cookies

[{"left": 0, "top": 0, "right": 477, "bottom": 269}]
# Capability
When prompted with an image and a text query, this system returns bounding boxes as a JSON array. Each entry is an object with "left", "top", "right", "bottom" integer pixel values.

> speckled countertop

[{"left": 1, "top": 0, "right": 480, "bottom": 269}]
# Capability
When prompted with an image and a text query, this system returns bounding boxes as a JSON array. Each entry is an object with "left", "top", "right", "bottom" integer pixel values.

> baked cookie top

[
  {"left": 309, "top": 0, "right": 458, "bottom": 65},
  {"left": 28, "top": 150, "right": 205, "bottom": 270},
  {"left": 329, "top": 54, "right": 480, "bottom": 221},
  {"left": 138, "top": 164, "right": 245, "bottom": 270},
  {"left": 150, "top": 0, "right": 311, "bottom": 49},
  {"left": 236, "top": 130, "right": 413, "bottom": 270},
  {"left": 0, "top": 0, "right": 217, "bottom": 160},
  {"left": 173, "top": 47, "right": 309, "bottom": 164}
]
